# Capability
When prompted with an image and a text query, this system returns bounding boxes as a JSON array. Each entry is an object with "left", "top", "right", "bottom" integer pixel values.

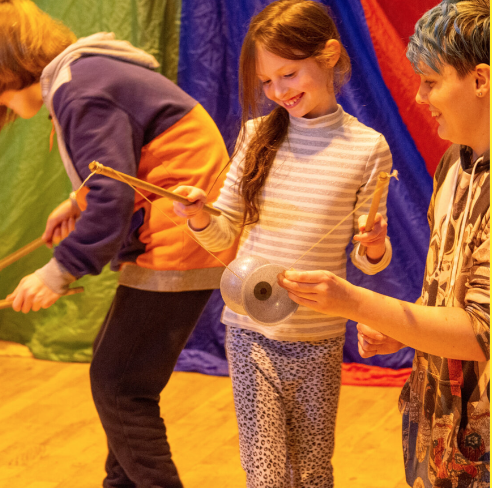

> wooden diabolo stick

[
  {"left": 88, "top": 161, "right": 222, "bottom": 217},
  {"left": 0, "top": 237, "right": 46, "bottom": 272},
  {"left": 358, "top": 172, "right": 391, "bottom": 256}
]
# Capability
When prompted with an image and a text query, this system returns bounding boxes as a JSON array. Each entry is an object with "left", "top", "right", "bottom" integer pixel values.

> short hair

[
  {"left": 407, "top": 0, "right": 490, "bottom": 77},
  {"left": 0, "top": 0, "right": 76, "bottom": 127}
]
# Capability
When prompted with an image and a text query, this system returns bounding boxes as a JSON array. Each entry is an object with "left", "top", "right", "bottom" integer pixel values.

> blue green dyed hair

[{"left": 407, "top": 0, "right": 489, "bottom": 77}]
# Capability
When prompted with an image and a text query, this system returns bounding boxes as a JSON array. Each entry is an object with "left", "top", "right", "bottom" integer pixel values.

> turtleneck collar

[{"left": 288, "top": 104, "right": 345, "bottom": 132}]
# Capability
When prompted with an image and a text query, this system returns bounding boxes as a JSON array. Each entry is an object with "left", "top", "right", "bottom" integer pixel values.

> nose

[
  {"left": 273, "top": 81, "right": 289, "bottom": 100},
  {"left": 415, "top": 81, "right": 428, "bottom": 105}
]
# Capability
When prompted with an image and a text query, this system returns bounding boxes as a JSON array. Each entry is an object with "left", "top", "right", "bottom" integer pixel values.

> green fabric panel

[{"left": 0, "top": 0, "right": 182, "bottom": 362}]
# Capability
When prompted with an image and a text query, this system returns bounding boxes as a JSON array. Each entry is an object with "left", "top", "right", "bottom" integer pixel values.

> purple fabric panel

[{"left": 176, "top": 0, "right": 435, "bottom": 374}]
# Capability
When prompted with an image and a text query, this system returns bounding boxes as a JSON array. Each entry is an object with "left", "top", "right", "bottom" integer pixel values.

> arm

[
  {"left": 357, "top": 297, "right": 422, "bottom": 357},
  {"left": 48, "top": 99, "right": 137, "bottom": 281},
  {"left": 173, "top": 129, "right": 250, "bottom": 251},
  {"left": 9, "top": 99, "right": 138, "bottom": 311},
  {"left": 350, "top": 135, "right": 393, "bottom": 274},
  {"left": 278, "top": 269, "right": 487, "bottom": 361}
]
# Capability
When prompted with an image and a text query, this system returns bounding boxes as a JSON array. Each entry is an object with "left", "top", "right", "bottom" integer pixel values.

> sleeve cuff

[
  {"left": 35, "top": 257, "right": 77, "bottom": 294},
  {"left": 351, "top": 237, "right": 392, "bottom": 275},
  {"left": 186, "top": 216, "right": 238, "bottom": 252}
]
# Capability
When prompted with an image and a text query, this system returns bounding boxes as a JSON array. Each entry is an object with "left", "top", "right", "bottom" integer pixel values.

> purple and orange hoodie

[{"left": 36, "top": 33, "right": 237, "bottom": 293}]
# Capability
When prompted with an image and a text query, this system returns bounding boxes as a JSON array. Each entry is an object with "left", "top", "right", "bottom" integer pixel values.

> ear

[
  {"left": 323, "top": 39, "right": 341, "bottom": 68},
  {"left": 474, "top": 63, "right": 490, "bottom": 97}
]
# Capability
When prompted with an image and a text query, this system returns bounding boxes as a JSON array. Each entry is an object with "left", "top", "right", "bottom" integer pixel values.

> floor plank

[{"left": 0, "top": 346, "right": 407, "bottom": 487}]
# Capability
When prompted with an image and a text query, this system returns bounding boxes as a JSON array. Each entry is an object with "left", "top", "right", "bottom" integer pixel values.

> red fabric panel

[
  {"left": 360, "top": 0, "right": 451, "bottom": 176},
  {"left": 342, "top": 362, "right": 412, "bottom": 387},
  {"left": 375, "top": 0, "right": 443, "bottom": 43}
]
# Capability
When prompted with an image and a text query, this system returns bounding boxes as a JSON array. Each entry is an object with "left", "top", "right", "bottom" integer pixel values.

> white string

[
  {"left": 74, "top": 171, "right": 244, "bottom": 281},
  {"left": 288, "top": 170, "right": 398, "bottom": 270},
  {"left": 74, "top": 169, "right": 398, "bottom": 282}
]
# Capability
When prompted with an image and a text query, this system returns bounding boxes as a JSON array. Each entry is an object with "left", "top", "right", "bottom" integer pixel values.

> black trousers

[{"left": 90, "top": 285, "right": 213, "bottom": 488}]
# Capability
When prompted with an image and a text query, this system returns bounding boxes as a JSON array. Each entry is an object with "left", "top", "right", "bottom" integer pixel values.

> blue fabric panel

[{"left": 177, "top": 0, "right": 434, "bottom": 373}]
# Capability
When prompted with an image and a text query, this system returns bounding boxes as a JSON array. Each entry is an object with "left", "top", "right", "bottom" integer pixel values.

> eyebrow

[{"left": 257, "top": 63, "right": 298, "bottom": 78}]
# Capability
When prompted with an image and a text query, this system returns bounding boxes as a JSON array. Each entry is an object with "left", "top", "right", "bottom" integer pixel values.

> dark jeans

[{"left": 90, "top": 285, "right": 213, "bottom": 488}]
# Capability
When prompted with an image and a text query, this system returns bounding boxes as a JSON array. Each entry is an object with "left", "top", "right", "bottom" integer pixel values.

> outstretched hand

[
  {"left": 6, "top": 274, "right": 61, "bottom": 313},
  {"left": 357, "top": 322, "right": 405, "bottom": 358},
  {"left": 277, "top": 269, "right": 357, "bottom": 317}
]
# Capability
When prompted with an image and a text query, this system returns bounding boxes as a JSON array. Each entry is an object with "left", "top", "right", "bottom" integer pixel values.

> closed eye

[{"left": 284, "top": 72, "right": 295, "bottom": 79}]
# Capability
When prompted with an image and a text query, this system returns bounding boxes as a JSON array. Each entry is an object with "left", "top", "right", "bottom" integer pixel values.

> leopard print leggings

[{"left": 226, "top": 327, "right": 345, "bottom": 488}]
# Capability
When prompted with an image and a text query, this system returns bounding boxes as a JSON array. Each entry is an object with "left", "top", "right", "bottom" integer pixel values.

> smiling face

[
  {"left": 256, "top": 45, "right": 337, "bottom": 119},
  {"left": 0, "top": 83, "right": 44, "bottom": 119},
  {"left": 415, "top": 63, "right": 484, "bottom": 150}
]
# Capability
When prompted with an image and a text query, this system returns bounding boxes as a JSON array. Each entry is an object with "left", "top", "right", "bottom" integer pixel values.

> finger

[
  {"left": 60, "top": 220, "right": 69, "bottom": 241},
  {"left": 20, "top": 291, "right": 35, "bottom": 314},
  {"left": 282, "top": 269, "right": 331, "bottom": 284},
  {"left": 173, "top": 186, "right": 206, "bottom": 203},
  {"left": 173, "top": 186, "right": 193, "bottom": 197},
  {"left": 357, "top": 323, "right": 386, "bottom": 341},
  {"left": 6, "top": 278, "right": 25, "bottom": 302},
  {"left": 68, "top": 216, "right": 76, "bottom": 234},
  {"left": 173, "top": 202, "right": 200, "bottom": 219},
  {"left": 277, "top": 275, "right": 318, "bottom": 295},
  {"left": 354, "top": 228, "right": 383, "bottom": 243},
  {"left": 43, "top": 220, "right": 57, "bottom": 242},
  {"left": 41, "top": 294, "right": 59, "bottom": 309},
  {"left": 11, "top": 293, "right": 24, "bottom": 312},
  {"left": 285, "top": 290, "right": 317, "bottom": 306},
  {"left": 52, "top": 227, "right": 62, "bottom": 246},
  {"left": 186, "top": 188, "right": 206, "bottom": 203},
  {"left": 361, "top": 336, "right": 379, "bottom": 352},
  {"left": 358, "top": 214, "right": 368, "bottom": 233},
  {"left": 31, "top": 298, "right": 42, "bottom": 312},
  {"left": 358, "top": 341, "right": 377, "bottom": 358}
]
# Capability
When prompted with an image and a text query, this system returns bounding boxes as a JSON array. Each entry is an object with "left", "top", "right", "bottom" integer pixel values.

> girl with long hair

[{"left": 174, "top": 1, "right": 393, "bottom": 485}]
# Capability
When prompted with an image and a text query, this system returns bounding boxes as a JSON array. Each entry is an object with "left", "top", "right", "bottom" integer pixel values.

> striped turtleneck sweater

[{"left": 193, "top": 105, "right": 393, "bottom": 342}]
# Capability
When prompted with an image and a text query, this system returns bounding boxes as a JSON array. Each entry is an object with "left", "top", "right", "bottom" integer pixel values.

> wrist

[
  {"left": 339, "top": 279, "right": 363, "bottom": 320},
  {"left": 189, "top": 213, "right": 211, "bottom": 231},
  {"left": 366, "top": 242, "right": 386, "bottom": 263}
]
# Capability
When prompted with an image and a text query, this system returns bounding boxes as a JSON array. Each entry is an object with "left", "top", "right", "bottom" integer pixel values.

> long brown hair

[
  {"left": 236, "top": 0, "right": 351, "bottom": 226},
  {"left": 0, "top": 0, "right": 76, "bottom": 129}
]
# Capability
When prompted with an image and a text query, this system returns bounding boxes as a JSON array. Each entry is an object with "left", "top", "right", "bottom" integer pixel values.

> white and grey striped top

[{"left": 193, "top": 105, "right": 393, "bottom": 342}]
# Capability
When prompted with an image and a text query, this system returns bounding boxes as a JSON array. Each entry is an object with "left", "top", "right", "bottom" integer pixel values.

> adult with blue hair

[{"left": 279, "top": 0, "right": 489, "bottom": 486}]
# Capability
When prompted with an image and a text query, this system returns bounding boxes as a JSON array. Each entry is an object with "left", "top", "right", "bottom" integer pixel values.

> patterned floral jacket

[{"left": 399, "top": 145, "right": 490, "bottom": 488}]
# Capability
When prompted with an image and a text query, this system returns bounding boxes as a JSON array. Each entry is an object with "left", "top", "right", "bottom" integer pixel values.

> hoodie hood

[{"left": 40, "top": 32, "right": 160, "bottom": 113}]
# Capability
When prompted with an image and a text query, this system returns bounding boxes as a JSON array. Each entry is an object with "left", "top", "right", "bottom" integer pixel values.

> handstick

[
  {"left": 0, "top": 237, "right": 45, "bottom": 272},
  {"left": 88, "top": 161, "right": 222, "bottom": 217},
  {"left": 358, "top": 172, "right": 392, "bottom": 256},
  {"left": 0, "top": 286, "right": 85, "bottom": 310}
]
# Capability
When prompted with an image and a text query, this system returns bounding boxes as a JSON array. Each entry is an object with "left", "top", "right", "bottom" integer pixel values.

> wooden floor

[{"left": 0, "top": 341, "right": 408, "bottom": 488}]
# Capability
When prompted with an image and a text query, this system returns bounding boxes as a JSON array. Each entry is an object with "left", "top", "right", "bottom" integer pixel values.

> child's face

[
  {"left": 415, "top": 63, "right": 480, "bottom": 148},
  {"left": 0, "top": 83, "right": 43, "bottom": 119},
  {"left": 256, "top": 46, "right": 336, "bottom": 119}
]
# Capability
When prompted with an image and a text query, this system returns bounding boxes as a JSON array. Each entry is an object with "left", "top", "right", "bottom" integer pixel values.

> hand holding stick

[
  {"left": 89, "top": 161, "right": 222, "bottom": 217},
  {"left": 358, "top": 171, "right": 396, "bottom": 256},
  {"left": 0, "top": 286, "right": 85, "bottom": 310}
]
